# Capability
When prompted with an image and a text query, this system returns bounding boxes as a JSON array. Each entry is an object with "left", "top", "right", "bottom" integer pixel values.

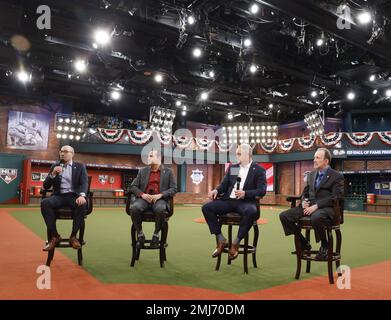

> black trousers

[
  {"left": 129, "top": 199, "right": 169, "bottom": 234},
  {"left": 41, "top": 193, "right": 87, "bottom": 238},
  {"left": 202, "top": 199, "right": 259, "bottom": 241},
  {"left": 279, "top": 206, "right": 333, "bottom": 243}
]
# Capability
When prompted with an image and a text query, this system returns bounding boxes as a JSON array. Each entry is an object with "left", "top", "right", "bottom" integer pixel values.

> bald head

[
  {"left": 236, "top": 143, "right": 253, "bottom": 165},
  {"left": 59, "top": 145, "right": 75, "bottom": 163}
]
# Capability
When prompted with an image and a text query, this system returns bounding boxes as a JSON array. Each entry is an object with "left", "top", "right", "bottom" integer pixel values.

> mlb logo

[
  {"left": 190, "top": 169, "right": 204, "bottom": 185},
  {"left": 0, "top": 168, "right": 18, "bottom": 184}
]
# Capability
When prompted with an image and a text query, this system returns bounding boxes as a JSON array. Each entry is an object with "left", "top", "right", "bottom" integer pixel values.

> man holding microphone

[
  {"left": 202, "top": 144, "right": 267, "bottom": 260},
  {"left": 41, "top": 145, "right": 88, "bottom": 251}
]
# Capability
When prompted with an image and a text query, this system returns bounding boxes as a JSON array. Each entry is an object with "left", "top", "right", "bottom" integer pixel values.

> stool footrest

[
  {"left": 222, "top": 245, "right": 256, "bottom": 254},
  {"left": 299, "top": 251, "right": 341, "bottom": 262}
]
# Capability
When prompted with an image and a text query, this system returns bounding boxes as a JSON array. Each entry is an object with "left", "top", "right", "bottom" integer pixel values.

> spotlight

[
  {"left": 192, "top": 48, "right": 202, "bottom": 58},
  {"left": 183, "top": 106, "right": 187, "bottom": 111},
  {"left": 56, "top": 133, "right": 61, "bottom": 139},
  {"left": 154, "top": 74, "right": 163, "bottom": 83},
  {"left": 268, "top": 103, "right": 274, "bottom": 109},
  {"left": 369, "top": 75, "right": 376, "bottom": 82},
  {"left": 227, "top": 113, "right": 233, "bottom": 120},
  {"left": 58, "top": 118, "right": 64, "bottom": 123},
  {"left": 16, "top": 70, "right": 31, "bottom": 83},
  {"left": 249, "top": 64, "right": 258, "bottom": 73},
  {"left": 316, "top": 38, "right": 324, "bottom": 47},
  {"left": 229, "top": 102, "right": 234, "bottom": 106},
  {"left": 176, "top": 101, "right": 182, "bottom": 106},
  {"left": 57, "top": 125, "right": 63, "bottom": 131},
  {"left": 74, "top": 59, "right": 87, "bottom": 73},
  {"left": 181, "top": 110, "right": 187, "bottom": 116},
  {"left": 373, "top": 89, "right": 378, "bottom": 95},
  {"left": 200, "top": 92, "right": 209, "bottom": 101},
  {"left": 385, "top": 89, "right": 391, "bottom": 97},
  {"left": 243, "top": 38, "right": 252, "bottom": 47},
  {"left": 75, "top": 135, "right": 81, "bottom": 141},
  {"left": 208, "top": 70, "right": 215, "bottom": 78},
  {"left": 357, "top": 11, "right": 372, "bottom": 25},
  {"left": 250, "top": 3, "right": 259, "bottom": 14},
  {"left": 110, "top": 90, "right": 121, "bottom": 100},
  {"left": 347, "top": 92, "right": 356, "bottom": 100},
  {"left": 65, "top": 118, "right": 70, "bottom": 124},
  {"left": 94, "top": 29, "right": 111, "bottom": 46},
  {"left": 69, "top": 135, "right": 74, "bottom": 140},
  {"left": 62, "top": 134, "right": 67, "bottom": 139},
  {"left": 187, "top": 15, "right": 195, "bottom": 25},
  {"left": 311, "top": 91, "right": 318, "bottom": 98}
]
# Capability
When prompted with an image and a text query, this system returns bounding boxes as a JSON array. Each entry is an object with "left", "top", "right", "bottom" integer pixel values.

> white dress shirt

[{"left": 229, "top": 161, "right": 252, "bottom": 199}]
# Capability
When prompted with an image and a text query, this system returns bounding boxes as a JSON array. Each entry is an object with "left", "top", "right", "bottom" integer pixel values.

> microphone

[
  {"left": 236, "top": 176, "right": 241, "bottom": 190},
  {"left": 148, "top": 189, "right": 154, "bottom": 195},
  {"left": 57, "top": 159, "right": 65, "bottom": 176}
]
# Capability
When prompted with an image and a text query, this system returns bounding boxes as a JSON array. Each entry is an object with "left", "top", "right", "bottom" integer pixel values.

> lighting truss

[
  {"left": 222, "top": 122, "right": 279, "bottom": 144},
  {"left": 55, "top": 113, "right": 86, "bottom": 141}
]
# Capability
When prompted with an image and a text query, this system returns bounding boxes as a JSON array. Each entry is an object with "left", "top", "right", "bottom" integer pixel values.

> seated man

[
  {"left": 129, "top": 149, "right": 177, "bottom": 248},
  {"left": 279, "top": 148, "right": 344, "bottom": 260},
  {"left": 41, "top": 145, "right": 88, "bottom": 251},
  {"left": 202, "top": 144, "right": 267, "bottom": 260}
]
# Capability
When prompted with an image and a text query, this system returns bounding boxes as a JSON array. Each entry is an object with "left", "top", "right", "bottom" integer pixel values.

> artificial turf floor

[{"left": 10, "top": 206, "right": 391, "bottom": 294}]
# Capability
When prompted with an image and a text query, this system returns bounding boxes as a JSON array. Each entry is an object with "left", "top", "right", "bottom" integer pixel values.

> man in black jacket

[
  {"left": 41, "top": 145, "right": 88, "bottom": 251},
  {"left": 129, "top": 149, "right": 177, "bottom": 248},
  {"left": 279, "top": 148, "right": 344, "bottom": 260},
  {"left": 202, "top": 144, "right": 267, "bottom": 260}
]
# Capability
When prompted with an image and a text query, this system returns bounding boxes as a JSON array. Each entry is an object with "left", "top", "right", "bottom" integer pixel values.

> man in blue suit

[
  {"left": 41, "top": 145, "right": 88, "bottom": 251},
  {"left": 202, "top": 144, "right": 267, "bottom": 260}
]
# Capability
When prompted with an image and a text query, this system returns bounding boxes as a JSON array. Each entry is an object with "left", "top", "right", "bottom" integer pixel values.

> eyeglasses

[{"left": 59, "top": 150, "right": 72, "bottom": 154}]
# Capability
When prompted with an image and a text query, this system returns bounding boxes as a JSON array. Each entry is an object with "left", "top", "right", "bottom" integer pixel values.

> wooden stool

[
  {"left": 287, "top": 196, "right": 344, "bottom": 284},
  {"left": 126, "top": 197, "right": 174, "bottom": 268},
  {"left": 215, "top": 212, "right": 259, "bottom": 274}
]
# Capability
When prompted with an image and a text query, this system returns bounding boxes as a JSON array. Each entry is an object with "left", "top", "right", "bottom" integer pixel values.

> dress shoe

[
  {"left": 212, "top": 241, "right": 227, "bottom": 258},
  {"left": 136, "top": 235, "right": 145, "bottom": 250},
  {"left": 150, "top": 235, "right": 160, "bottom": 248},
  {"left": 43, "top": 235, "right": 61, "bottom": 251},
  {"left": 315, "top": 246, "right": 328, "bottom": 260},
  {"left": 291, "top": 242, "right": 312, "bottom": 255},
  {"left": 228, "top": 244, "right": 240, "bottom": 260},
  {"left": 69, "top": 236, "right": 82, "bottom": 249}
]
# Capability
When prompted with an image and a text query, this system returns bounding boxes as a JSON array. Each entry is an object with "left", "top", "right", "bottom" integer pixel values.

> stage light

[
  {"left": 373, "top": 89, "right": 378, "bottom": 95},
  {"left": 386, "top": 89, "right": 391, "bottom": 97},
  {"left": 74, "top": 59, "right": 87, "bottom": 73},
  {"left": 56, "top": 133, "right": 61, "bottom": 139},
  {"left": 250, "top": 64, "right": 258, "bottom": 73},
  {"left": 369, "top": 75, "right": 376, "bottom": 82},
  {"left": 64, "top": 126, "right": 69, "bottom": 132},
  {"left": 69, "top": 135, "right": 74, "bottom": 140},
  {"left": 154, "top": 74, "right": 163, "bottom": 83},
  {"left": 268, "top": 103, "right": 274, "bottom": 109},
  {"left": 16, "top": 70, "right": 31, "bottom": 83},
  {"left": 62, "top": 134, "right": 67, "bottom": 139},
  {"left": 304, "top": 109, "right": 324, "bottom": 136},
  {"left": 94, "top": 29, "right": 111, "bottom": 46},
  {"left": 176, "top": 101, "right": 182, "bottom": 107},
  {"left": 71, "top": 127, "right": 75, "bottom": 132},
  {"left": 250, "top": 3, "right": 259, "bottom": 14},
  {"left": 57, "top": 125, "right": 63, "bottom": 131},
  {"left": 193, "top": 48, "right": 202, "bottom": 58},
  {"left": 357, "top": 11, "right": 372, "bottom": 25},
  {"left": 110, "top": 90, "right": 121, "bottom": 100},
  {"left": 75, "top": 135, "right": 81, "bottom": 141},
  {"left": 181, "top": 110, "right": 187, "bottom": 116},
  {"left": 243, "top": 38, "right": 252, "bottom": 47},
  {"left": 316, "top": 38, "right": 324, "bottom": 47},
  {"left": 183, "top": 105, "right": 187, "bottom": 111},
  {"left": 347, "top": 92, "right": 356, "bottom": 100},
  {"left": 200, "top": 92, "right": 209, "bottom": 101},
  {"left": 58, "top": 118, "right": 64, "bottom": 123},
  {"left": 187, "top": 15, "right": 195, "bottom": 25},
  {"left": 208, "top": 70, "right": 215, "bottom": 78},
  {"left": 311, "top": 91, "right": 318, "bottom": 98},
  {"left": 229, "top": 102, "right": 233, "bottom": 106},
  {"left": 65, "top": 118, "right": 70, "bottom": 123},
  {"left": 149, "top": 106, "right": 176, "bottom": 133}
]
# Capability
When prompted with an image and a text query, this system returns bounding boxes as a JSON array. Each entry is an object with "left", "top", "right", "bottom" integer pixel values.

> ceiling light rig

[{"left": 149, "top": 106, "right": 176, "bottom": 133}]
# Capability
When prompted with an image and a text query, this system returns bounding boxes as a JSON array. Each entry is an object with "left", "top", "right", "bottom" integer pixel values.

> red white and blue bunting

[
  {"left": 298, "top": 134, "right": 316, "bottom": 149},
  {"left": 195, "top": 137, "right": 215, "bottom": 150},
  {"left": 346, "top": 132, "right": 374, "bottom": 146},
  {"left": 320, "top": 132, "right": 343, "bottom": 146},
  {"left": 98, "top": 128, "right": 124, "bottom": 143},
  {"left": 156, "top": 131, "right": 172, "bottom": 145},
  {"left": 260, "top": 140, "right": 277, "bottom": 153},
  {"left": 127, "top": 130, "right": 153, "bottom": 145},
  {"left": 173, "top": 134, "right": 193, "bottom": 149},
  {"left": 377, "top": 131, "right": 391, "bottom": 146},
  {"left": 278, "top": 138, "right": 295, "bottom": 152}
]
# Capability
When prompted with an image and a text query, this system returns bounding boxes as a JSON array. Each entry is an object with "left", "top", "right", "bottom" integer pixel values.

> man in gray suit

[
  {"left": 129, "top": 149, "right": 177, "bottom": 248},
  {"left": 279, "top": 148, "right": 344, "bottom": 260}
]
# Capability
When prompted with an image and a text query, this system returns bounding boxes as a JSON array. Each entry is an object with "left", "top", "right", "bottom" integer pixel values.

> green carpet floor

[{"left": 10, "top": 206, "right": 391, "bottom": 294}]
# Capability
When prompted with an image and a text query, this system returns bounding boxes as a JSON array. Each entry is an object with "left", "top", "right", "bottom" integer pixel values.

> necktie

[{"left": 315, "top": 172, "right": 324, "bottom": 189}]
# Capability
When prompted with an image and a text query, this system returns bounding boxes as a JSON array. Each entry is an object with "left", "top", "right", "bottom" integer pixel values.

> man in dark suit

[
  {"left": 202, "top": 144, "right": 267, "bottom": 260},
  {"left": 129, "top": 149, "right": 177, "bottom": 248},
  {"left": 279, "top": 148, "right": 344, "bottom": 260},
  {"left": 41, "top": 145, "right": 88, "bottom": 251}
]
